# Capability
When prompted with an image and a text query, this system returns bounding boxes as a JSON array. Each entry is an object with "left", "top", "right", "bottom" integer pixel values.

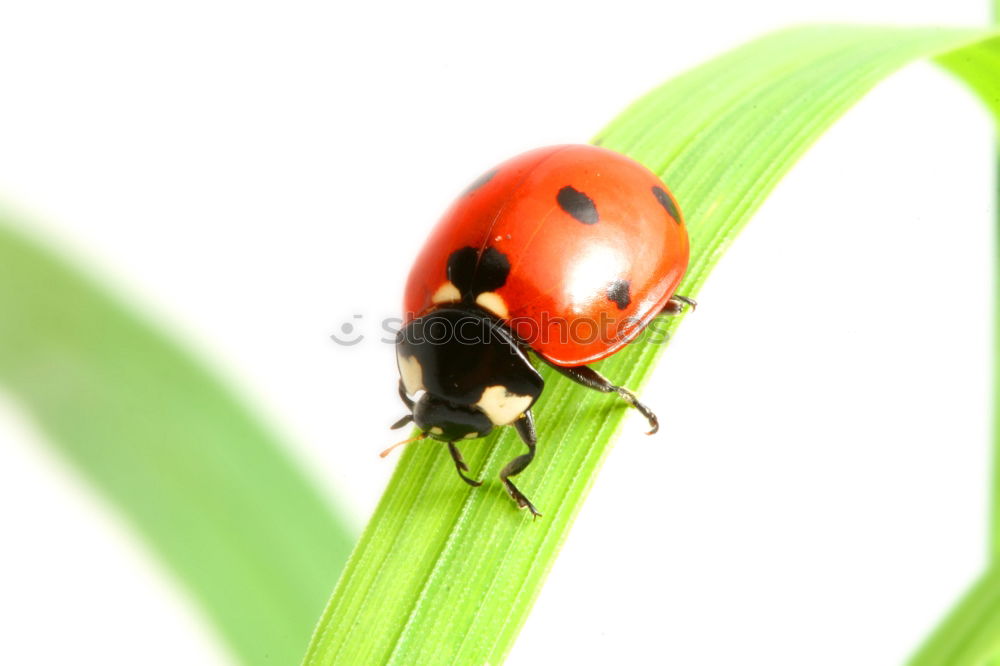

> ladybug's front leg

[
  {"left": 397, "top": 379, "right": 414, "bottom": 409},
  {"left": 544, "top": 362, "right": 659, "bottom": 435},
  {"left": 389, "top": 380, "right": 415, "bottom": 430},
  {"left": 501, "top": 411, "right": 541, "bottom": 518},
  {"left": 661, "top": 294, "right": 697, "bottom": 315},
  {"left": 447, "top": 441, "right": 482, "bottom": 487}
]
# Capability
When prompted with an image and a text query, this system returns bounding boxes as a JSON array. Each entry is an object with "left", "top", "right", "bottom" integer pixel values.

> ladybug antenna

[{"left": 379, "top": 432, "right": 427, "bottom": 459}]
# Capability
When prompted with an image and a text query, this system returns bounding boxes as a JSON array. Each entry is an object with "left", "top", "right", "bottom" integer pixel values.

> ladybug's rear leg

[
  {"left": 545, "top": 363, "right": 659, "bottom": 435},
  {"left": 448, "top": 441, "right": 482, "bottom": 487},
  {"left": 662, "top": 294, "right": 697, "bottom": 315},
  {"left": 501, "top": 411, "right": 541, "bottom": 518}
]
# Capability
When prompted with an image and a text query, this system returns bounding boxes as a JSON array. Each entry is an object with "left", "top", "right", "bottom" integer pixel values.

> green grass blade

[
  {"left": 936, "top": 26, "right": 1000, "bottom": 559},
  {"left": 906, "top": 35, "right": 1000, "bottom": 666},
  {"left": 994, "top": 0, "right": 1000, "bottom": 564},
  {"left": 304, "top": 25, "right": 1000, "bottom": 665},
  {"left": 910, "top": 565, "right": 1000, "bottom": 664},
  {"left": 903, "top": 12, "right": 1000, "bottom": 666},
  {"left": 0, "top": 222, "right": 354, "bottom": 666}
]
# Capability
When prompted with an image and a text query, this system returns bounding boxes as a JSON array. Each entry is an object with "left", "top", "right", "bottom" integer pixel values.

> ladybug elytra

[{"left": 391, "top": 144, "right": 692, "bottom": 516}]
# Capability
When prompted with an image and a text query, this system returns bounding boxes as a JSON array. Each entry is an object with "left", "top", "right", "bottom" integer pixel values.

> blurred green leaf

[
  {"left": 910, "top": 566, "right": 1000, "bottom": 665},
  {"left": 0, "top": 222, "right": 354, "bottom": 665},
  {"left": 303, "top": 25, "right": 1000, "bottom": 665},
  {"left": 993, "top": 0, "right": 1000, "bottom": 562},
  {"left": 908, "top": 2, "right": 1000, "bottom": 662}
]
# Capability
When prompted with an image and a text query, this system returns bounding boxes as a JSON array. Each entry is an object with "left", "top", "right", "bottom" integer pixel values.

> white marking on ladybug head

[
  {"left": 464, "top": 432, "right": 479, "bottom": 440},
  {"left": 475, "top": 291, "right": 509, "bottom": 318},
  {"left": 396, "top": 351, "right": 425, "bottom": 396},
  {"left": 475, "top": 385, "right": 532, "bottom": 426},
  {"left": 432, "top": 281, "right": 461, "bottom": 304},
  {"left": 430, "top": 426, "right": 444, "bottom": 435}
]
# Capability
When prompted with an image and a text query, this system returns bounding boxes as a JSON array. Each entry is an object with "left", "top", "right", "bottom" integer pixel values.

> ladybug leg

[
  {"left": 390, "top": 380, "right": 416, "bottom": 429},
  {"left": 448, "top": 441, "right": 482, "bottom": 487},
  {"left": 501, "top": 411, "right": 541, "bottom": 518},
  {"left": 397, "top": 379, "right": 415, "bottom": 408},
  {"left": 390, "top": 414, "right": 413, "bottom": 430},
  {"left": 545, "top": 363, "right": 659, "bottom": 435},
  {"left": 662, "top": 294, "right": 697, "bottom": 315}
]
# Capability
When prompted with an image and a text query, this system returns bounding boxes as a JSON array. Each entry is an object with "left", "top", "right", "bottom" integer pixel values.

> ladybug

[{"left": 390, "top": 144, "right": 693, "bottom": 516}]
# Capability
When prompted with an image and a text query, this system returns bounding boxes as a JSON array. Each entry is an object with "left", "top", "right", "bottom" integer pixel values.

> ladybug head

[
  {"left": 394, "top": 307, "right": 544, "bottom": 441},
  {"left": 411, "top": 393, "right": 494, "bottom": 441}
]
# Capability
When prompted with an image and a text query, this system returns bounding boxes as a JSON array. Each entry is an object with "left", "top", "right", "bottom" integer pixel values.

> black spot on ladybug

[
  {"left": 447, "top": 247, "right": 478, "bottom": 294},
  {"left": 606, "top": 279, "right": 631, "bottom": 310},
  {"left": 447, "top": 246, "right": 511, "bottom": 297},
  {"left": 652, "top": 185, "right": 681, "bottom": 224},
  {"left": 477, "top": 247, "right": 511, "bottom": 292},
  {"left": 557, "top": 186, "right": 599, "bottom": 224},
  {"left": 463, "top": 169, "right": 498, "bottom": 195}
]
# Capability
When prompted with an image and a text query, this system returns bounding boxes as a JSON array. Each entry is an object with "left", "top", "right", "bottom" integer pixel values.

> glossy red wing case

[{"left": 403, "top": 144, "right": 689, "bottom": 367}]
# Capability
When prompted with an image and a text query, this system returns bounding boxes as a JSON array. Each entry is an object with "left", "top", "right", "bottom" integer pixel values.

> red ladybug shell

[{"left": 403, "top": 144, "right": 690, "bottom": 367}]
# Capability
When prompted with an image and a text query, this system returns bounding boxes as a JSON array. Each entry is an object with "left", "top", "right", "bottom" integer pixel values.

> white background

[{"left": 0, "top": 1, "right": 994, "bottom": 664}]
